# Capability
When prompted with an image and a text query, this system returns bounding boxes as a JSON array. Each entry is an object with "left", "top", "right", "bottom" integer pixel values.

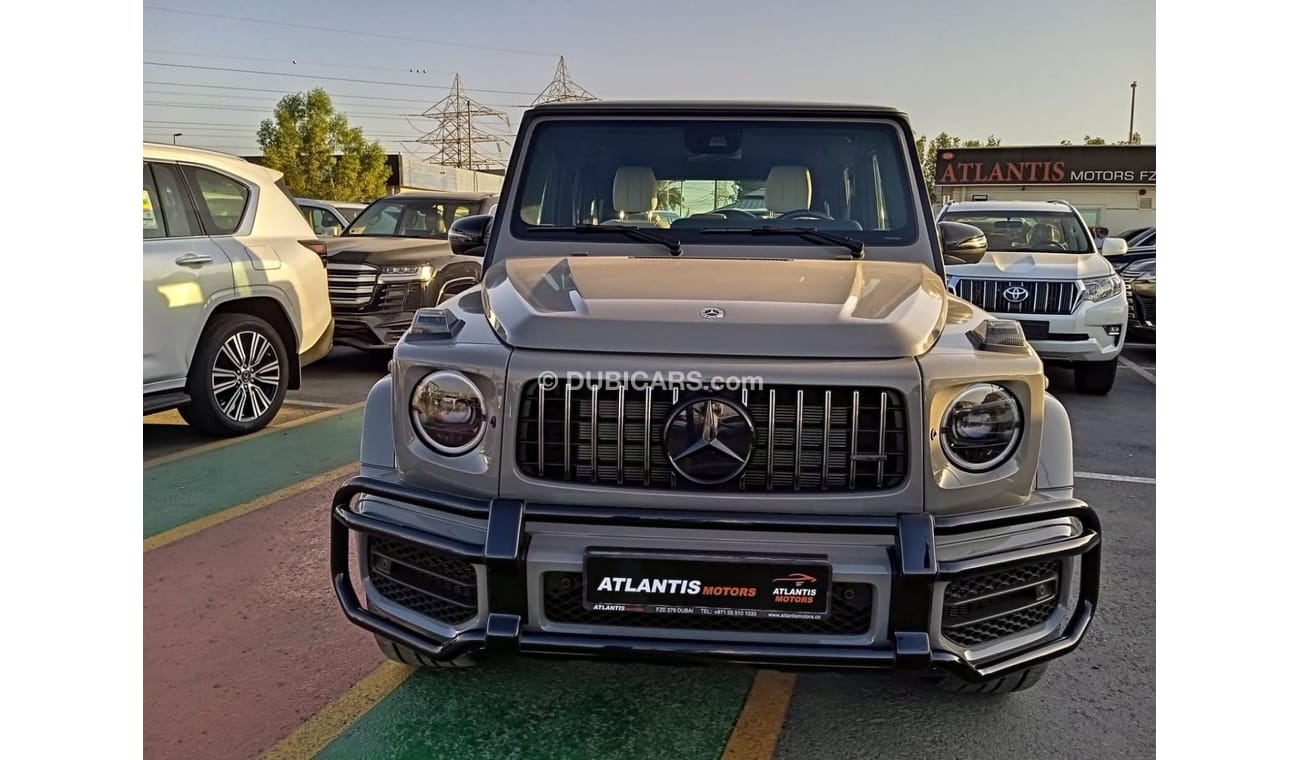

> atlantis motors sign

[{"left": 934, "top": 145, "right": 1156, "bottom": 186}]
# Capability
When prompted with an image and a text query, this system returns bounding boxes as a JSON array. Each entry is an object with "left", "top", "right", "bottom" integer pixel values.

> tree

[
  {"left": 256, "top": 88, "right": 390, "bottom": 202},
  {"left": 656, "top": 181, "right": 683, "bottom": 212}
]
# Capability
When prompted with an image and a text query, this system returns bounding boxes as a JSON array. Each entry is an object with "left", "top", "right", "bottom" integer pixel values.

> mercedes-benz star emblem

[
  {"left": 699, "top": 307, "right": 725, "bottom": 320},
  {"left": 1003, "top": 286, "right": 1030, "bottom": 303},
  {"left": 662, "top": 396, "right": 755, "bottom": 485}
]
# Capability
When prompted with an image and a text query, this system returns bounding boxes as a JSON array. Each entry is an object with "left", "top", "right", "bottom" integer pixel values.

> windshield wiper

[
  {"left": 699, "top": 226, "right": 865, "bottom": 259},
  {"left": 533, "top": 224, "right": 682, "bottom": 256}
]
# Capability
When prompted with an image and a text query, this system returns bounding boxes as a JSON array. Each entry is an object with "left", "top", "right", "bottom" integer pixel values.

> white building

[{"left": 934, "top": 145, "right": 1155, "bottom": 233}]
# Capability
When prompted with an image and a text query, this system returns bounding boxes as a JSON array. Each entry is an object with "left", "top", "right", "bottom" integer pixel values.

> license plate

[{"left": 583, "top": 549, "right": 833, "bottom": 621}]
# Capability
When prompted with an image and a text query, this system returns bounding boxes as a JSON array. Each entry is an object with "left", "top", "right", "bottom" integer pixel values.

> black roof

[{"left": 525, "top": 100, "right": 908, "bottom": 118}]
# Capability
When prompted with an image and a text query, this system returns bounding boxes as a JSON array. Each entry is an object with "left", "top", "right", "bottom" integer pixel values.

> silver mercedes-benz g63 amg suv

[{"left": 330, "top": 101, "right": 1101, "bottom": 695}]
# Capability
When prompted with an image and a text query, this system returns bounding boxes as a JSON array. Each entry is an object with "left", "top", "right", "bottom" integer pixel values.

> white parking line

[
  {"left": 1119, "top": 356, "right": 1156, "bottom": 384},
  {"left": 1076, "top": 471, "right": 1156, "bottom": 485},
  {"left": 282, "top": 399, "right": 350, "bottom": 409}
]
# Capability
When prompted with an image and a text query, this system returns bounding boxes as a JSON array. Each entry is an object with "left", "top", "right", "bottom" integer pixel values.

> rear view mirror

[
  {"left": 938, "top": 221, "right": 988, "bottom": 264},
  {"left": 448, "top": 214, "right": 492, "bottom": 256},
  {"left": 1100, "top": 238, "right": 1129, "bottom": 256}
]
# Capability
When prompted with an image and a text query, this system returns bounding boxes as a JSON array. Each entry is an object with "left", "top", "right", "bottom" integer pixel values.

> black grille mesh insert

[
  {"left": 941, "top": 559, "right": 1062, "bottom": 647},
  {"left": 517, "top": 381, "right": 907, "bottom": 493},
  {"left": 542, "top": 572, "right": 873, "bottom": 635},
  {"left": 368, "top": 536, "right": 478, "bottom": 625},
  {"left": 950, "top": 278, "right": 1080, "bottom": 315}
]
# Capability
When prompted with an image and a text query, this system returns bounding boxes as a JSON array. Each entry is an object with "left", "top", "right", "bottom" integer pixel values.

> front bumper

[
  {"left": 330, "top": 477, "right": 1101, "bottom": 683},
  {"left": 992, "top": 293, "right": 1128, "bottom": 363},
  {"left": 333, "top": 311, "right": 417, "bottom": 350}
]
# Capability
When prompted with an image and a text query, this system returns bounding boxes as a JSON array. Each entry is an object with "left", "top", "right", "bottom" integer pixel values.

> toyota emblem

[
  {"left": 699, "top": 307, "right": 725, "bottom": 320},
  {"left": 1003, "top": 286, "right": 1030, "bottom": 303}
]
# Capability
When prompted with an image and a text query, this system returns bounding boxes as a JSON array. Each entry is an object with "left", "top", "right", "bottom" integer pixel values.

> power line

[
  {"left": 143, "top": 100, "right": 416, "bottom": 120},
  {"left": 143, "top": 61, "right": 540, "bottom": 97},
  {"left": 143, "top": 80, "right": 523, "bottom": 109},
  {"left": 143, "top": 49, "right": 455, "bottom": 76},
  {"left": 144, "top": 6, "right": 558, "bottom": 57}
]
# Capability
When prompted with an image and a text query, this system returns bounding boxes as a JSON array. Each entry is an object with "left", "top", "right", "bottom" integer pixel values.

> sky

[{"left": 142, "top": 0, "right": 1156, "bottom": 160}]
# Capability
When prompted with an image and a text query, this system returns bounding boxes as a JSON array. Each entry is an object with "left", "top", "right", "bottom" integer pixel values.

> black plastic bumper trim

[{"left": 330, "top": 478, "right": 1101, "bottom": 683}]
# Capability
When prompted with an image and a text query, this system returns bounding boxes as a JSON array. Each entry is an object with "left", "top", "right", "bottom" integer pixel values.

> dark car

[
  {"left": 1117, "top": 252, "right": 1155, "bottom": 343},
  {"left": 324, "top": 191, "right": 499, "bottom": 351}
]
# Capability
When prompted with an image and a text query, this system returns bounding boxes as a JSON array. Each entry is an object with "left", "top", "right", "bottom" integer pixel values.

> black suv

[{"left": 324, "top": 191, "right": 498, "bottom": 351}]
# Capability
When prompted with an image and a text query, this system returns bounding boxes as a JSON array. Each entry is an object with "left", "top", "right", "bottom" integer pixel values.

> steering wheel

[
  {"left": 775, "top": 209, "right": 834, "bottom": 222},
  {"left": 713, "top": 208, "right": 760, "bottom": 220},
  {"left": 1032, "top": 241, "right": 1069, "bottom": 251}
]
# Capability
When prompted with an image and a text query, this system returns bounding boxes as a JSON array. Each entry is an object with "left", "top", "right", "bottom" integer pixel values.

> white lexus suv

[
  {"left": 935, "top": 200, "right": 1127, "bottom": 395},
  {"left": 144, "top": 143, "right": 334, "bottom": 436}
]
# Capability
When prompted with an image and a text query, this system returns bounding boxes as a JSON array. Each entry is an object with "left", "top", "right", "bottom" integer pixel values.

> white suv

[
  {"left": 935, "top": 200, "right": 1127, "bottom": 395},
  {"left": 143, "top": 144, "right": 334, "bottom": 436}
]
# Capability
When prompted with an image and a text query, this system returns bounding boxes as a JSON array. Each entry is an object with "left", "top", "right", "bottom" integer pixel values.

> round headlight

[
  {"left": 940, "top": 384, "right": 1022, "bottom": 472},
  {"left": 411, "top": 370, "right": 487, "bottom": 455}
]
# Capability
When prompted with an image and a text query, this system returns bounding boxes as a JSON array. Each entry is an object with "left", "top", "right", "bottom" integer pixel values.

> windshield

[
  {"left": 939, "top": 210, "right": 1094, "bottom": 253},
  {"left": 509, "top": 119, "right": 920, "bottom": 251},
  {"left": 344, "top": 198, "right": 478, "bottom": 239}
]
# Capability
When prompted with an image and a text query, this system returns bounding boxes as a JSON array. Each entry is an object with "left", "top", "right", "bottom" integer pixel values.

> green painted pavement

[
  {"left": 315, "top": 659, "right": 753, "bottom": 760},
  {"left": 143, "top": 409, "right": 363, "bottom": 537}
]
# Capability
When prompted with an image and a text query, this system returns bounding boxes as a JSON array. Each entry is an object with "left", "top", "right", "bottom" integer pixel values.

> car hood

[
  {"left": 945, "top": 251, "right": 1113, "bottom": 281},
  {"left": 325, "top": 236, "right": 453, "bottom": 266},
  {"left": 480, "top": 256, "right": 949, "bottom": 359}
]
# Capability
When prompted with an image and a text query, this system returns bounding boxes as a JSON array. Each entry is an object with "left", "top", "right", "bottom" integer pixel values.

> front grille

[
  {"left": 949, "top": 278, "right": 1081, "bottom": 315},
  {"left": 327, "top": 262, "right": 379, "bottom": 307},
  {"left": 516, "top": 381, "right": 907, "bottom": 492},
  {"left": 941, "top": 559, "right": 1062, "bottom": 647},
  {"left": 543, "top": 572, "right": 873, "bottom": 635},
  {"left": 1130, "top": 293, "right": 1155, "bottom": 328},
  {"left": 367, "top": 536, "right": 478, "bottom": 625}
]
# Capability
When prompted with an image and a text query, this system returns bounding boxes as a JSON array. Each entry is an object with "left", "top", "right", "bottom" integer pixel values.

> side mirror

[
  {"left": 1100, "top": 238, "right": 1129, "bottom": 256},
  {"left": 448, "top": 214, "right": 492, "bottom": 257},
  {"left": 938, "top": 221, "right": 988, "bottom": 264}
]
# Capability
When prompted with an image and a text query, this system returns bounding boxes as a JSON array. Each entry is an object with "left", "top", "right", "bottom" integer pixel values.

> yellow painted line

[
  {"left": 143, "top": 463, "right": 357, "bottom": 553},
  {"left": 260, "top": 661, "right": 415, "bottom": 760},
  {"left": 721, "top": 670, "right": 798, "bottom": 760},
  {"left": 143, "top": 401, "right": 365, "bottom": 469}
]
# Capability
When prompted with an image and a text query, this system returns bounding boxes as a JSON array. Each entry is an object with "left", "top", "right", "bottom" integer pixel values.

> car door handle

[{"left": 175, "top": 253, "right": 213, "bottom": 267}]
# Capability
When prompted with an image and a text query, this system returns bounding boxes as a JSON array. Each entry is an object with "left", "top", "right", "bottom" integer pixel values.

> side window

[
  {"left": 183, "top": 166, "right": 250, "bottom": 236},
  {"left": 143, "top": 164, "right": 164, "bottom": 239},
  {"left": 150, "top": 162, "right": 200, "bottom": 238},
  {"left": 307, "top": 207, "right": 339, "bottom": 234},
  {"left": 1145, "top": 231, "right": 1155, "bottom": 246}
]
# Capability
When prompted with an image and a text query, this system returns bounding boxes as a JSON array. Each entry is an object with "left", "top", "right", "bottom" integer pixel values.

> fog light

[{"left": 1105, "top": 325, "right": 1121, "bottom": 336}]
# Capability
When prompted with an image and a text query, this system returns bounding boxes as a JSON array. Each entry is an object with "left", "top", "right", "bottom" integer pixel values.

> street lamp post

[
  {"left": 172, "top": 133, "right": 183, "bottom": 145},
  {"left": 1128, "top": 82, "right": 1137, "bottom": 145}
]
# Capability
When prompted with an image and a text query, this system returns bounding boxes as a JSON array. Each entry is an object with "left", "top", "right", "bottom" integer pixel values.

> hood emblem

[
  {"left": 1003, "top": 286, "right": 1030, "bottom": 303},
  {"left": 662, "top": 397, "right": 754, "bottom": 485},
  {"left": 699, "top": 307, "right": 725, "bottom": 320}
]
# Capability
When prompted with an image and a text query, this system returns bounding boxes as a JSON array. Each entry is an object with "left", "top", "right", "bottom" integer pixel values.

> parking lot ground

[{"left": 143, "top": 343, "right": 1154, "bottom": 760}]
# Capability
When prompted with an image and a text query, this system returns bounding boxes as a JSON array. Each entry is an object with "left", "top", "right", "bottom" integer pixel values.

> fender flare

[
  {"left": 1035, "top": 391, "right": 1074, "bottom": 490},
  {"left": 360, "top": 375, "right": 397, "bottom": 471}
]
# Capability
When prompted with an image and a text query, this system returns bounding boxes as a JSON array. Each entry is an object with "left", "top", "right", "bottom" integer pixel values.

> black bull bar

[{"left": 330, "top": 476, "right": 1100, "bottom": 682}]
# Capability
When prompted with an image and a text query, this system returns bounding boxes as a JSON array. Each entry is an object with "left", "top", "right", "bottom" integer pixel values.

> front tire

[
  {"left": 1074, "top": 358, "right": 1118, "bottom": 395},
  {"left": 180, "top": 313, "right": 288, "bottom": 437}
]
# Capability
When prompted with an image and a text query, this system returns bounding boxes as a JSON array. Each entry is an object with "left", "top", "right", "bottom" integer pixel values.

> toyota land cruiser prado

[{"left": 329, "top": 102, "right": 1101, "bottom": 695}]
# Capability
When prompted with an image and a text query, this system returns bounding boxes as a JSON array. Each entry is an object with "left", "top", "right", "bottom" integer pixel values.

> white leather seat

[
  {"left": 605, "top": 166, "right": 668, "bottom": 227},
  {"left": 765, "top": 165, "right": 812, "bottom": 215}
]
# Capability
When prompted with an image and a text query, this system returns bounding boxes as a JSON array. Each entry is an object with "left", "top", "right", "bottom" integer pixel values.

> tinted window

[
  {"left": 143, "top": 164, "right": 164, "bottom": 239},
  {"left": 510, "top": 118, "right": 919, "bottom": 251},
  {"left": 150, "top": 162, "right": 200, "bottom": 237},
  {"left": 306, "top": 207, "right": 343, "bottom": 234},
  {"left": 184, "top": 166, "right": 250, "bottom": 235},
  {"left": 940, "top": 210, "right": 1093, "bottom": 253},
  {"left": 343, "top": 199, "right": 473, "bottom": 238}
]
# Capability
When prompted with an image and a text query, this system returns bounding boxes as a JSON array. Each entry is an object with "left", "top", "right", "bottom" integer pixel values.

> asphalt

[{"left": 142, "top": 343, "right": 1156, "bottom": 760}]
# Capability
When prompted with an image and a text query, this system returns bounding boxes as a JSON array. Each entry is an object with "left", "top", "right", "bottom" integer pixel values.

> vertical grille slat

[
  {"left": 518, "top": 380, "right": 906, "bottom": 493},
  {"left": 951, "top": 278, "right": 1079, "bottom": 316}
]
